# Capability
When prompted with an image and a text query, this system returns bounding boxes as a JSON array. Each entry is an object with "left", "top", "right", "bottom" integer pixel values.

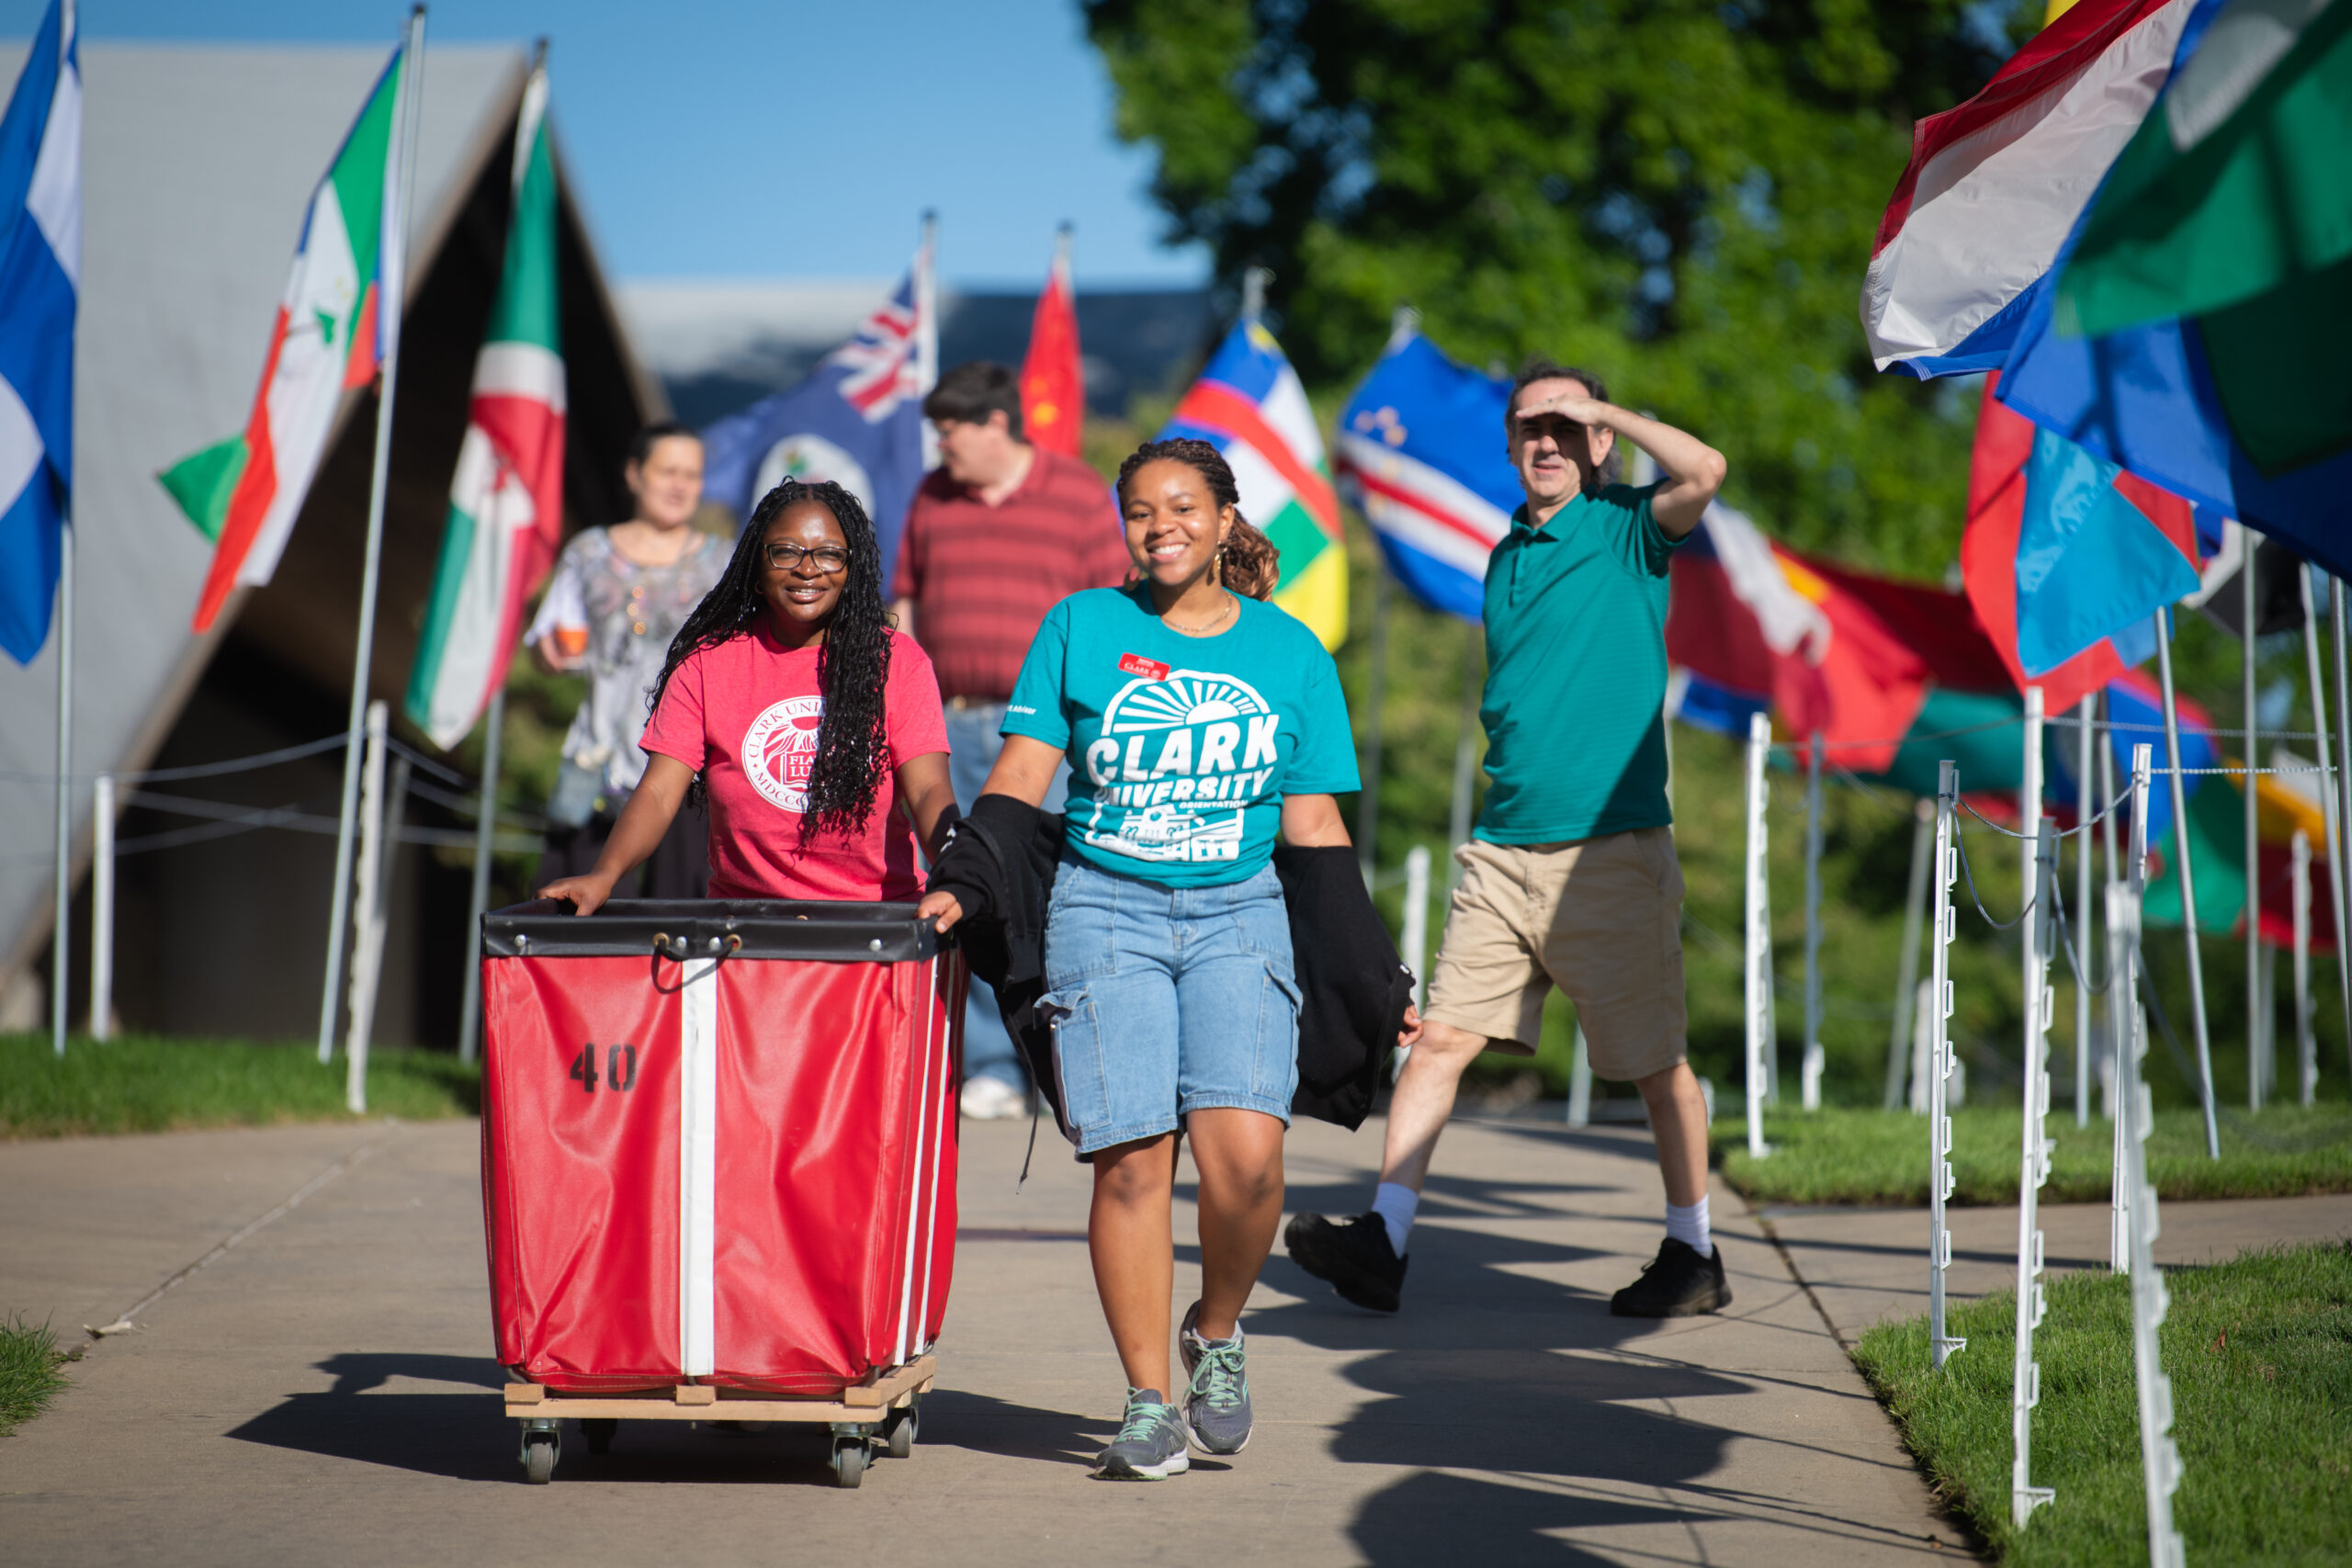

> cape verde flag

[
  {"left": 701, "top": 242, "right": 933, "bottom": 592},
  {"left": 0, "top": 0, "right": 78, "bottom": 664},
  {"left": 1860, "top": 0, "right": 2197, "bottom": 378},
  {"left": 1332, "top": 329, "right": 1516, "bottom": 625}
]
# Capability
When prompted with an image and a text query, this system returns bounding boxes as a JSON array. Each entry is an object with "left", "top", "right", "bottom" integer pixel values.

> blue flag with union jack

[{"left": 701, "top": 244, "right": 933, "bottom": 595}]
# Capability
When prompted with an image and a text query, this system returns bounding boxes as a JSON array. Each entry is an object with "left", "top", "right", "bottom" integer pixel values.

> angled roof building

[{"left": 0, "top": 40, "right": 662, "bottom": 1043}]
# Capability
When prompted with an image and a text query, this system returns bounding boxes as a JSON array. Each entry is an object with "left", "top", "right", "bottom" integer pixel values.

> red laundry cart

[{"left": 479, "top": 898, "right": 964, "bottom": 1486}]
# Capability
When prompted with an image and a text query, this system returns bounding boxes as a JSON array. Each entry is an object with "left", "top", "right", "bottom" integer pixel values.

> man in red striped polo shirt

[{"left": 890, "top": 361, "right": 1129, "bottom": 1119}]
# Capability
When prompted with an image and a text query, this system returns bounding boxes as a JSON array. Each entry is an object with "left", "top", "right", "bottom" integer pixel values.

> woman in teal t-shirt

[{"left": 919, "top": 437, "right": 1363, "bottom": 1480}]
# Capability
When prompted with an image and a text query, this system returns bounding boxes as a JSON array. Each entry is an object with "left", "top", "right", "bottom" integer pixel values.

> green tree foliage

[{"left": 1082, "top": 0, "right": 2030, "bottom": 575}]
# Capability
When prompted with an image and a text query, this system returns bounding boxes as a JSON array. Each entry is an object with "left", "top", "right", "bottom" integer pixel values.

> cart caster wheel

[
  {"left": 830, "top": 1436, "right": 870, "bottom": 1488},
  {"left": 522, "top": 1431, "right": 560, "bottom": 1484},
  {"left": 882, "top": 1402, "right": 918, "bottom": 1459},
  {"left": 582, "top": 1419, "right": 616, "bottom": 1456}
]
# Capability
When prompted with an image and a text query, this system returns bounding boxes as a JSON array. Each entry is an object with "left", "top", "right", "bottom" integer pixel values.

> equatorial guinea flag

[
  {"left": 403, "top": 65, "right": 564, "bottom": 749},
  {"left": 162, "top": 48, "right": 402, "bottom": 633}
]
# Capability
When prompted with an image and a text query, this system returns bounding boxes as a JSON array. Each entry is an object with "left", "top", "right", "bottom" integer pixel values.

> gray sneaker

[
  {"left": 1178, "top": 1301, "right": 1252, "bottom": 1454},
  {"left": 1096, "top": 1388, "right": 1189, "bottom": 1480}
]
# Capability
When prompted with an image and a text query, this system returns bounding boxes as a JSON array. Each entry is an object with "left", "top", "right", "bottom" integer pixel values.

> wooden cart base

[{"left": 503, "top": 1356, "right": 935, "bottom": 1487}]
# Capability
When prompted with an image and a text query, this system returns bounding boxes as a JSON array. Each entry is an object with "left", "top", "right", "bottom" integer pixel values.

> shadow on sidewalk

[
  {"left": 225, "top": 1352, "right": 1103, "bottom": 1487},
  {"left": 1236, "top": 1124, "right": 1943, "bottom": 1563}
]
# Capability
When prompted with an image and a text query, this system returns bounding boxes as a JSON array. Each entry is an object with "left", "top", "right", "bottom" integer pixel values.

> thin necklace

[{"left": 1161, "top": 592, "right": 1235, "bottom": 635}]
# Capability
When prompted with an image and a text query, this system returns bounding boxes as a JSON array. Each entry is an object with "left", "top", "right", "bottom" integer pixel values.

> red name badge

[{"left": 1119, "top": 653, "right": 1170, "bottom": 682}]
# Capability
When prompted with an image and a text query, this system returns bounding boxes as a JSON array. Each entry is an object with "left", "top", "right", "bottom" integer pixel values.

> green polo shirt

[{"left": 1476, "top": 482, "right": 1679, "bottom": 844}]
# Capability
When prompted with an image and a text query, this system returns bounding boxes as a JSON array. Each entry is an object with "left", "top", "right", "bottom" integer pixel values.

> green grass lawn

[
  {"left": 0, "top": 1033, "right": 480, "bottom": 1138},
  {"left": 1713, "top": 1104, "right": 2352, "bottom": 1207},
  {"left": 0, "top": 1315, "right": 70, "bottom": 1437},
  {"left": 1854, "top": 1242, "right": 2352, "bottom": 1565}
]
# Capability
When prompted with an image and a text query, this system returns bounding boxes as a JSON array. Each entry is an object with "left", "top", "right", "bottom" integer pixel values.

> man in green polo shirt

[{"left": 1289, "top": 359, "right": 1730, "bottom": 1317}]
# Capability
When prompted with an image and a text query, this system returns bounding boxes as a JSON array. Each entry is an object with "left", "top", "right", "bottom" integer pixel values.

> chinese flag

[{"left": 1021, "top": 234, "right": 1083, "bottom": 456}]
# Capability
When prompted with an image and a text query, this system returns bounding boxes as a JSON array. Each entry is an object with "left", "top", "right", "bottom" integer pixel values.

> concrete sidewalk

[
  {"left": 0, "top": 1111, "right": 1955, "bottom": 1566},
  {"left": 1761, "top": 1190, "right": 2352, "bottom": 1348}
]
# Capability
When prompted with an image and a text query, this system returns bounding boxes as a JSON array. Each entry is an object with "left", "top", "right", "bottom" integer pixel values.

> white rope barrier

[{"left": 1924, "top": 739, "right": 2191, "bottom": 1555}]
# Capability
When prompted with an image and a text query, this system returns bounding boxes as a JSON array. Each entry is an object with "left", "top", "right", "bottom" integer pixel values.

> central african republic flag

[
  {"left": 404, "top": 65, "right": 564, "bottom": 749},
  {"left": 1160, "top": 321, "right": 1347, "bottom": 649}
]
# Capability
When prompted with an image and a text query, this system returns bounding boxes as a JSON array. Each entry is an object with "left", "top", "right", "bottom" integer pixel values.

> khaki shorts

[{"left": 1425, "top": 828, "right": 1688, "bottom": 1082}]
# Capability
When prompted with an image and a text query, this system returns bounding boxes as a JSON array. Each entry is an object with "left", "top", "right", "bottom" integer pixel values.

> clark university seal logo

[{"left": 742, "top": 697, "right": 825, "bottom": 814}]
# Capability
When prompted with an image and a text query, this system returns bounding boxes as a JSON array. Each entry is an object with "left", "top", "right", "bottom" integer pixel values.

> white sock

[
  {"left": 1666, "top": 1197, "right": 1713, "bottom": 1258},
  {"left": 1370, "top": 1182, "right": 1419, "bottom": 1257}
]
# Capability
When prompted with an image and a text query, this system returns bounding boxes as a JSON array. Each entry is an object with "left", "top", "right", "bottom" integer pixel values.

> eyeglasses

[{"left": 765, "top": 542, "right": 851, "bottom": 573}]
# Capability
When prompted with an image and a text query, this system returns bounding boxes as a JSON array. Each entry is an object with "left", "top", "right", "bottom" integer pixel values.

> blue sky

[{"left": 3, "top": 0, "right": 1209, "bottom": 288}]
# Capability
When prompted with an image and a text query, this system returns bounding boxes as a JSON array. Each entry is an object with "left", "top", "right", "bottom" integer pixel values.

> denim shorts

[{"left": 1040, "top": 856, "right": 1300, "bottom": 1154}]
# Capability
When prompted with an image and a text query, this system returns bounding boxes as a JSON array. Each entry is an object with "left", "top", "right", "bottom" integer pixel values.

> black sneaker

[
  {"left": 1283, "top": 1211, "right": 1408, "bottom": 1313},
  {"left": 1610, "top": 1237, "right": 1731, "bottom": 1317}
]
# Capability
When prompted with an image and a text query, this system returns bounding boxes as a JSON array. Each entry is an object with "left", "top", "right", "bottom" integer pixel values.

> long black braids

[{"left": 647, "top": 479, "right": 895, "bottom": 840}]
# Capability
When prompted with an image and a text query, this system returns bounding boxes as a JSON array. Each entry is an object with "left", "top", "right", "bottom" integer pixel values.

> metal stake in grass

[
  {"left": 2010, "top": 816, "right": 2058, "bottom": 1527},
  {"left": 2110, "top": 748, "right": 2155, "bottom": 1275},
  {"left": 1928, "top": 759, "right": 1964, "bottom": 1370},
  {"left": 2118, "top": 743, "right": 2187, "bottom": 1568},
  {"left": 1743, "top": 713, "right": 1774, "bottom": 1159}
]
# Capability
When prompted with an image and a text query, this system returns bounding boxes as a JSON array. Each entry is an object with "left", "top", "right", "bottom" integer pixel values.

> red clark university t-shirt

[{"left": 639, "top": 626, "right": 949, "bottom": 902}]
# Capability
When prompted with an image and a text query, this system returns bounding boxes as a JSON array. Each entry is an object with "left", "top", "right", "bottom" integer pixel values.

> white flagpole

[
  {"left": 1357, "top": 565, "right": 1389, "bottom": 883},
  {"left": 2074, "top": 694, "right": 2096, "bottom": 1126},
  {"left": 2335, "top": 578, "right": 2352, "bottom": 1089},
  {"left": 2245, "top": 551, "right": 2262, "bottom": 1109},
  {"left": 457, "top": 684, "right": 503, "bottom": 1064},
  {"left": 48, "top": 1, "right": 77, "bottom": 1058},
  {"left": 2152, "top": 608, "right": 2221, "bottom": 1157},
  {"left": 1446, "top": 640, "right": 1477, "bottom": 894},
  {"left": 1354, "top": 304, "right": 1416, "bottom": 885},
  {"left": 916, "top": 210, "right": 938, "bottom": 471},
  {"left": 90, "top": 771, "right": 111, "bottom": 1042},
  {"left": 1743, "top": 713, "right": 1773, "bottom": 1157},
  {"left": 51, "top": 518, "right": 72, "bottom": 1057},
  {"left": 2297, "top": 567, "right": 2350, "bottom": 1073},
  {"left": 318, "top": 6, "right": 426, "bottom": 1063},
  {"left": 1885, "top": 798, "right": 1933, "bottom": 1110},
  {"left": 1801, "top": 732, "right": 1825, "bottom": 1109}
]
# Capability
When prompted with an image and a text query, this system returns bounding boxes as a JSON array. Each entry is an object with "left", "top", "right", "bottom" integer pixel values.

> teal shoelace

[
  {"left": 1116, "top": 1396, "right": 1173, "bottom": 1445},
  {"left": 1187, "top": 1339, "right": 1247, "bottom": 1412}
]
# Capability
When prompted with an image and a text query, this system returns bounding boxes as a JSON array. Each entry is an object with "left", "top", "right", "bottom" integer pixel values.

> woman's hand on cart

[
  {"left": 538, "top": 871, "right": 618, "bottom": 917},
  {"left": 915, "top": 890, "right": 963, "bottom": 933}
]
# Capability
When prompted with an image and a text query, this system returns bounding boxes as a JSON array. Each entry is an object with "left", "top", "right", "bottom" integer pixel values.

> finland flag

[{"left": 0, "top": 0, "right": 78, "bottom": 665}]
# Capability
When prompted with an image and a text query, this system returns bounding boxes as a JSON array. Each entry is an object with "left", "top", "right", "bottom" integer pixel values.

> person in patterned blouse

[{"left": 527, "top": 422, "right": 729, "bottom": 897}]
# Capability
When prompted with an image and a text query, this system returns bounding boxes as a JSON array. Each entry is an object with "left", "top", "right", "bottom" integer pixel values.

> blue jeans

[
  {"left": 1040, "top": 857, "right": 1300, "bottom": 1154},
  {"left": 945, "top": 702, "right": 1068, "bottom": 1089}
]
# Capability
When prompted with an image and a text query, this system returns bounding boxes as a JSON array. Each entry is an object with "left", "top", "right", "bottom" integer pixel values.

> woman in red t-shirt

[{"left": 538, "top": 479, "right": 956, "bottom": 913}]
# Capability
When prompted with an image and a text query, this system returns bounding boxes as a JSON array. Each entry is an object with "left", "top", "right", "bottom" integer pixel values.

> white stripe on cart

[
  {"left": 678, "top": 956, "right": 720, "bottom": 1378},
  {"left": 892, "top": 953, "right": 938, "bottom": 1367},
  {"left": 915, "top": 955, "right": 953, "bottom": 1349}
]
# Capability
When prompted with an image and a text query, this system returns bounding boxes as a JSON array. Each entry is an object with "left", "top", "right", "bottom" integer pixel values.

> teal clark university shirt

[{"left": 1475, "top": 481, "right": 1680, "bottom": 844}]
